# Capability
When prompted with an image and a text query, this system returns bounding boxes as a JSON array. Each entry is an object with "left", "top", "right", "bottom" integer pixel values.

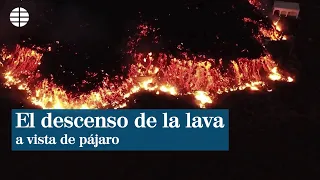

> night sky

[{"left": 1, "top": 0, "right": 320, "bottom": 178}]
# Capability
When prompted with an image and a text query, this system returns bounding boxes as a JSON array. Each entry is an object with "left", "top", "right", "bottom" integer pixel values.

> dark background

[{"left": 1, "top": 0, "right": 320, "bottom": 178}]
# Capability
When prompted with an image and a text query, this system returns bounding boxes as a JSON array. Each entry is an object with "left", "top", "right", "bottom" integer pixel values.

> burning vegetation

[{"left": 0, "top": 1, "right": 294, "bottom": 109}]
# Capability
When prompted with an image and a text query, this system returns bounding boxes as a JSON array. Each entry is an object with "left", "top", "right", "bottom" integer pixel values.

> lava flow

[{"left": 0, "top": 2, "right": 294, "bottom": 109}]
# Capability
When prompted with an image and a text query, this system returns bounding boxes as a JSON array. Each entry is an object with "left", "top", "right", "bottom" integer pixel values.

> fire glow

[{"left": 0, "top": 1, "right": 294, "bottom": 109}]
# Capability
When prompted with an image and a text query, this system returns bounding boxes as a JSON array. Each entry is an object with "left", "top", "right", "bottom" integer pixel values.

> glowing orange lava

[
  {"left": 248, "top": 0, "right": 262, "bottom": 10},
  {"left": 0, "top": 2, "right": 294, "bottom": 109}
]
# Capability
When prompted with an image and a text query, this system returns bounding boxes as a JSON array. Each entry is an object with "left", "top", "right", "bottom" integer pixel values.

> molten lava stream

[
  {"left": 1, "top": 44, "right": 293, "bottom": 109},
  {"left": 0, "top": 1, "right": 294, "bottom": 109}
]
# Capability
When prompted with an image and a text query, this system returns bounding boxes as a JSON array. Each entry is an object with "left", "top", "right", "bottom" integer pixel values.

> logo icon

[{"left": 10, "top": 7, "right": 29, "bottom": 27}]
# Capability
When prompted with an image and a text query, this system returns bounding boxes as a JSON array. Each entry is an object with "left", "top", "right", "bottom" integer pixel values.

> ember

[{"left": 0, "top": 0, "right": 294, "bottom": 109}]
